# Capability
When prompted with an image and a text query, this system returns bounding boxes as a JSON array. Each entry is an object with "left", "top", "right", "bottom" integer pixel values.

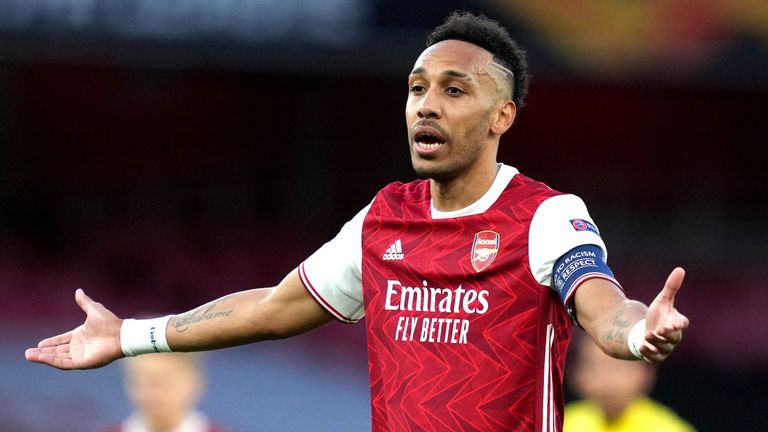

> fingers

[
  {"left": 641, "top": 315, "right": 689, "bottom": 363},
  {"left": 655, "top": 267, "right": 685, "bottom": 304},
  {"left": 25, "top": 348, "right": 42, "bottom": 362},
  {"left": 651, "top": 311, "right": 690, "bottom": 335},
  {"left": 638, "top": 343, "right": 662, "bottom": 363},
  {"left": 26, "top": 350, "right": 75, "bottom": 369},
  {"left": 25, "top": 345, "right": 74, "bottom": 369},
  {"left": 26, "top": 331, "right": 74, "bottom": 368},
  {"left": 668, "top": 312, "right": 690, "bottom": 331},
  {"left": 647, "top": 330, "right": 681, "bottom": 349},
  {"left": 36, "top": 331, "right": 73, "bottom": 349},
  {"left": 640, "top": 335, "right": 678, "bottom": 363},
  {"left": 27, "top": 344, "right": 69, "bottom": 358},
  {"left": 647, "top": 309, "right": 688, "bottom": 338}
]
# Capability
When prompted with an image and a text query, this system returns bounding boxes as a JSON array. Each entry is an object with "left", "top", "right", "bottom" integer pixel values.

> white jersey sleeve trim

[
  {"left": 299, "top": 203, "right": 369, "bottom": 322},
  {"left": 529, "top": 194, "right": 607, "bottom": 287},
  {"left": 562, "top": 273, "right": 622, "bottom": 306}
]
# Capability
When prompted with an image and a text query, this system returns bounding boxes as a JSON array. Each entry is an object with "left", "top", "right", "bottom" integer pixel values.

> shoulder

[
  {"left": 506, "top": 168, "right": 563, "bottom": 195},
  {"left": 627, "top": 398, "right": 696, "bottom": 431},
  {"left": 498, "top": 169, "right": 565, "bottom": 212},
  {"left": 564, "top": 399, "right": 601, "bottom": 416},
  {"left": 534, "top": 194, "right": 592, "bottom": 218},
  {"left": 377, "top": 178, "right": 430, "bottom": 200},
  {"left": 563, "top": 400, "right": 604, "bottom": 430},
  {"left": 506, "top": 171, "right": 595, "bottom": 222},
  {"left": 368, "top": 178, "right": 430, "bottom": 217},
  {"left": 510, "top": 170, "right": 559, "bottom": 192}
]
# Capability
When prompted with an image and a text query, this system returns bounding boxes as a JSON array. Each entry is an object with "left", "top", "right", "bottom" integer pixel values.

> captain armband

[
  {"left": 120, "top": 315, "right": 173, "bottom": 357},
  {"left": 552, "top": 244, "right": 621, "bottom": 324}
]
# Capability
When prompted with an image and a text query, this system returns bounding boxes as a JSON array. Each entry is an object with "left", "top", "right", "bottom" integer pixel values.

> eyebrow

[{"left": 409, "top": 67, "right": 472, "bottom": 81}]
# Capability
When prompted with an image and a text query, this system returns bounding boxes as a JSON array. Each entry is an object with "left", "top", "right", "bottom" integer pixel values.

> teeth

[
  {"left": 417, "top": 142, "right": 442, "bottom": 149},
  {"left": 416, "top": 134, "right": 442, "bottom": 143}
]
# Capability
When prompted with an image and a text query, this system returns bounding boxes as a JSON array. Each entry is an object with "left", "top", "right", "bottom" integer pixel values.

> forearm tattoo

[
  {"left": 172, "top": 300, "right": 234, "bottom": 333},
  {"left": 603, "top": 309, "right": 632, "bottom": 345}
]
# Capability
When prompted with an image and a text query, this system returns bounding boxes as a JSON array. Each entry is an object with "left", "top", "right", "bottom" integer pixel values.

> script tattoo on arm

[
  {"left": 171, "top": 300, "right": 234, "bottom": 333},
  {"left": 603, "top": 308, "right": 632, "bottom": 345}
]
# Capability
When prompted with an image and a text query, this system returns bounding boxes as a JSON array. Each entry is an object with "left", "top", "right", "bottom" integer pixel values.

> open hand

[
  {"left": 640, "top": 267, "right": 690, "bottom": 363},
  {"left": 25, "top": 289, "right": 123, "bottom": 369}
]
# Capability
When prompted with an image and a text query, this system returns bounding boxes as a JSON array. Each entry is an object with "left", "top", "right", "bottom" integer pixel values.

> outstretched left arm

[{"left": 574, "top": 267, "right": 690, "bottom": 363}]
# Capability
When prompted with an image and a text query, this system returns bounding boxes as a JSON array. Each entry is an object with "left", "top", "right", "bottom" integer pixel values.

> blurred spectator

[
  {"left": 565, "top": 334, "right": 694, "bottom": 432},
  {"left": 102, "top": 352, "right": 227, "bottom": 432}
]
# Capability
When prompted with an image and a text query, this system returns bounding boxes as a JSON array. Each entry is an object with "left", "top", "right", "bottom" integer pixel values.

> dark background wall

[{"left": 1, "top": 1, "right": 766, "bottom": 430}]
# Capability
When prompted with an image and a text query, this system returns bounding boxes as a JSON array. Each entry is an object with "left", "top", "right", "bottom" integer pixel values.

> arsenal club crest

[{"left": 471, "top": 230, "right": 500, "bottom": 272}]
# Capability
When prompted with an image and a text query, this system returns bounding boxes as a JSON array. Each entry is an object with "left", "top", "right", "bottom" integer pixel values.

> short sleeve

[
  {"left": 298, "top": 204, "right": 370, "bottom": 323},
  {"left": 528, "top": 194, "right": 607, "bottom": 287}
]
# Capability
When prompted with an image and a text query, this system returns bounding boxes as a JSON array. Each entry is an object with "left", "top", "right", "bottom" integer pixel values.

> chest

[{"left": 363, "top": 211, "right": 531, "bottom": 280}]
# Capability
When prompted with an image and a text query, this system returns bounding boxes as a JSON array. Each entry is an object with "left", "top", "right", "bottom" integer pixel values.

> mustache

[{"left": 412, "top": 120, "right": 449, "bottom": 139}]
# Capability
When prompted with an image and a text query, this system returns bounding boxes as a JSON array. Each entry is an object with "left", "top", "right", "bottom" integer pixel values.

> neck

[
  {"left": 430, "top": 161, "right": 499, "bottom": 212},
  {"left": 144, "top": 412, "right": 187, "bottom": 432},
  {"left": 601, "top": 398, "right": 637, "bottom": 422}
]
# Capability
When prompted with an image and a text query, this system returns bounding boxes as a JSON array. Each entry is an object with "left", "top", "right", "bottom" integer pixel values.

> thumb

[
  {"left": 655, "top": 267, "right": 685, "bottom": 304},
  {"left": 75, "top": 288, "right": 94, "bottom": 313}
]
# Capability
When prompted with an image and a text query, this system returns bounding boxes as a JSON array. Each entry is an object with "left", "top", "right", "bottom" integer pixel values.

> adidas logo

[{"left": 382, "top": 239, "right": 404, "bottom": 261}]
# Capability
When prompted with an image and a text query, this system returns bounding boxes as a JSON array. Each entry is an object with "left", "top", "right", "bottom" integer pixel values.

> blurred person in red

[
  {"left": 102, "top": 352, "right": 227, "bottom": 432},
  {"left": 565, "top": 334, "right": 695, "bottom": 432},
  {"left": 26, "top": 11, "right": 689, "bottom": 432}
]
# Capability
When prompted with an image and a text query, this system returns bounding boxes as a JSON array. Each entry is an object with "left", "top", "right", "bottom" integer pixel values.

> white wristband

[
  {"left": 627, "top": 318, "right": 647, "bottom": 360},
  {"left": 120, "top": 315, "right": 173, "bottom": 357}
]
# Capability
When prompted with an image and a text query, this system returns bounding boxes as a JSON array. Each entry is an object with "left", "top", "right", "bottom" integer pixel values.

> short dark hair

[{"left": 426, "top": 11, "right": 530, "bottom": 108}]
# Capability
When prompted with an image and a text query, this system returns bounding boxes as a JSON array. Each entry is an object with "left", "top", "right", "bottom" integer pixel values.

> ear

[{"left": 491, "top": 100, "right": 517, "bottom": 136}]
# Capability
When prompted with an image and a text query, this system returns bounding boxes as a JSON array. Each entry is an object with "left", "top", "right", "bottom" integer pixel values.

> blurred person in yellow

[
  {"left": 565, "top": 334, "right": 694, "bottom": 432},
  {"left": 102, "top": 352, "right": 228, "bottom": 432}
]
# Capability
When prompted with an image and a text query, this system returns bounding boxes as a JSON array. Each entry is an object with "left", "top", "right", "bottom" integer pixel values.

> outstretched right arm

[{"left": 25, "top": 269, "right": 333, "bottom": 370}]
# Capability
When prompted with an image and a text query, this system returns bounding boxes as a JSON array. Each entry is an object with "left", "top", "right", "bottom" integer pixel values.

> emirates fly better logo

[{"left": 471, "top": 230, "right": 500, "bottom": 272}]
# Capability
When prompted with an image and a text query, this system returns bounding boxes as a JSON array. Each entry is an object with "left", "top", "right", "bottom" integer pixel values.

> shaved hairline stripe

[{"left": 489, "top": 61, "right": 515, "bottom": 98}]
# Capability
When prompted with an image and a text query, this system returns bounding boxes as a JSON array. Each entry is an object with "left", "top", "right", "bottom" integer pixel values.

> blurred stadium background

[{"left": 1, "top": 1, "right": 766, "bottom": 430}]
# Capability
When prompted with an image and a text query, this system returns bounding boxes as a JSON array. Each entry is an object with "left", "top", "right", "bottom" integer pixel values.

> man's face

[
  {"left": 125, "top": 353, "right": 202, "bottom": 430},
  {"left": 571, "top": 340, "right": 654, "bottom": 419},
  {"left": 406, "top": 39, "right": 509, "bottom": 181}
]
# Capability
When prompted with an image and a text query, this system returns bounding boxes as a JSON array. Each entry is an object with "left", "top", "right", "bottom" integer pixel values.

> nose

[{"left": 416, "top": 88, "right": 441, "bottom": 119}]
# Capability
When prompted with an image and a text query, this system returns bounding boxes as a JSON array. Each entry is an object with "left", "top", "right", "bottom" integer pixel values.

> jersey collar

[{"left": 431, "top": 164, "right": 519, "bottom": 219}]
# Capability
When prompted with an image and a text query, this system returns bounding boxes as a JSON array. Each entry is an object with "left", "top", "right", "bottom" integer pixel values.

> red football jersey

[{"left": 300, "top": 165, "right": 608, "bottom": 432}]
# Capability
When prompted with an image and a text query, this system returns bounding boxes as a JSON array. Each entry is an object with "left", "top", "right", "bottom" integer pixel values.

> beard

[
  {"left": 408, "top": 105, "right": 496, "bottom": 181},
  {"left": 410, "top": 121, "right": 490, "bottom": 182},
  {"left": 411, "top": 141, "right": 487, "bottom": 181}
]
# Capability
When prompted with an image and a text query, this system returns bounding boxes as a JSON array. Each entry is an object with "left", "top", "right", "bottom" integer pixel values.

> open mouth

[{"left": 414, "top": 128, "right": 447, "bottom": 150}]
